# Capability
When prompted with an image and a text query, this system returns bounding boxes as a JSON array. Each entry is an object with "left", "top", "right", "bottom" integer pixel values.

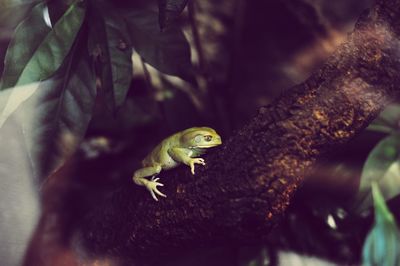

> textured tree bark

[{"left": 79, "top": 0, "right": 400, "bottom": 261}]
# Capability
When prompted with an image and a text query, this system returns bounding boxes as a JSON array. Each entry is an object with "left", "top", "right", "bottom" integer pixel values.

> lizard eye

[{"left": 204, "top": 135, "right": 212, "bottom": 142}]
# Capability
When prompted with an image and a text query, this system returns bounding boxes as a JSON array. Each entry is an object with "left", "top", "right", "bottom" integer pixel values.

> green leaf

[
  {"left": 0, "top": 2, "right": 51, "bottom": 90},
  {"left": 353, "top": 135, "right": 400, "bottom": 213},
  {"left": 88, "top": 10, "right": 133, "bottom": 110},
  {"left": 366, "top": 124, "right": 392, "bottom": 134},
  {"left": 371, "top": 182, "right": 396, "bottom": 223},
  {"left": 368, "top": 104, "right": 400, "bottom": 132},
  {"left": 0, "top": 0, "right": 41, "bottom": 30},
  {"left": 157, "top": 0, "right": 189, "bottom": 30},
  {"left": 15, "top": 2, "right": 85, "bottom": 86},
  {"left": 362, "top": 182, "right": 400, "bottom": 266},
  {"left": 124, "top": 10, "right": 193, "bottom": 80},
  {"left": 16, "top": 39, "right": 96, "bottom": 180},
  {"left": 104, "top": 16, "right": 133, "bottom": 107},
  {"left": 0, "top": 1, "right": 85, "bottom": 127},
  {"left": 47, "top": 0, "right": 71, "bottom": 25}
]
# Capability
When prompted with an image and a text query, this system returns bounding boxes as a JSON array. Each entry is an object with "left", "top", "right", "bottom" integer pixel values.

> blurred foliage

[
  {"left": 158, "top": 0, "right": 189, "bottom": 30},
  {"left": 362, "top": 182, "right": 400, "bottom": 266},
  {"left": 354, "top": 134, "right": 400, "bottom": 213},
  {"left": 0, "top": 1, "right": 88, "bottom": 178},
  {"left": 124, "top": 9, "right": 192, "bottom": 80},
  {"left": 88, "top": 0, "right": 133, "bottom": 110},
  {"left": 368, "top": 104, "right": 400, "bottom": 133},
  {"left": 0, "top": 0, "right": 193, "bottom": 180},
  {"left": 351, "top": 103, "right": 400, "bottom": 212}
]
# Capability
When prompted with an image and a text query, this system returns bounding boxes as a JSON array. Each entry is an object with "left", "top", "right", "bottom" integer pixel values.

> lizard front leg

[
  {"left": 133, "top": 165, "right": 166, "bottom": 201},
  {"left": 168, "top": 148, "right": 206, "bottom": 175}
]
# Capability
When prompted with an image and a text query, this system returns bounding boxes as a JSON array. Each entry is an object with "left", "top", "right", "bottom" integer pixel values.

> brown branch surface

[{"left": 79, "top": 0, "right": 400, "bottom": 260}]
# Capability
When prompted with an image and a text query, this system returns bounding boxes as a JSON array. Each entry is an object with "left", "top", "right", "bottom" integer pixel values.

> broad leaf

[
  {"left": 16, "top": 42, "right": 96, "bottom": 180},
  {"left": 0, "top": 1, "right": 85, "bottom": 127},
  {"left": 158, "top": 0, "right": 189, "bottom": 30},
  {"left": 124, "top": 10, "right": 193, "bottom": 80},
  {"left": 104, "top": 16, "right": 133, "bottom": 108},
  {"left": 47, "top": 0, "right": 71, "bottom": 25},
  {"left": 0, "top": 2, "right": 51, "bottom": 90},
  {"left": 88, "top": 9, "right": 133, "bottom": 110},
  {"left": 14, "top": 2, "right": 85, "bottom": 86},
  {"left": 353, "top": 135, "right": 400, "bottom": 213},
  {"left": 0, "top": 82, "right": 41, "bottom": 127},
  {"left": 368, "top": 104, "right": 400, "bottom": 132},
  {"left": 0, "top": 0, "right": 41, "bottom": 30},
  {"left": 362, "top": 182, "right": 400, "bottom": 266}
]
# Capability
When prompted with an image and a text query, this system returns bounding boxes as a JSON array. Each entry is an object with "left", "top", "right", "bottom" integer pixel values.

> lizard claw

[
  {"left": 151, "top": 176, "right": 160, "bottom": 182},
  {"left": 189, "top": 158, "right": 206, "bottom": 175},
  {"left": 146, "top": 179, "right": 166, "bottom": 201}
]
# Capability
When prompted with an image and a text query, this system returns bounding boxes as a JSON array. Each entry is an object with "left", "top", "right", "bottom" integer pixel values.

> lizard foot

[
  {"left": 146, "top": 176, "right": 167, "bottom": 201},
  {"left": 189, "top": 158, "right": 206, "bottom": 175}
]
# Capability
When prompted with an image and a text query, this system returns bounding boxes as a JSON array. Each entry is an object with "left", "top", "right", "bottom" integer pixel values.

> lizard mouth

[{"left": 197, "top": 141, "right": 222, "bottom": 148}]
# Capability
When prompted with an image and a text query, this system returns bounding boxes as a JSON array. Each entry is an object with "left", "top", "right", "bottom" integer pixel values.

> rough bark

[{"left": 79, "top": 0, "right": 400, "bottom": 261}]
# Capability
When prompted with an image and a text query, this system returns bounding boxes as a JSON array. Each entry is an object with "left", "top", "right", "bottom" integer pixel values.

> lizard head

[{"left": 180, "top": 127, "right": 222, "bottom": 149}]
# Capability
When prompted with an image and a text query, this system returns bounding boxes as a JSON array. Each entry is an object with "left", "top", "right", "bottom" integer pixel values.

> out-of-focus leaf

[
  {"left": 0, "top": 0, "right": 41, "bottom": 31},
  {"left": 16, "top": 40, "right": 96, "bottom": 180},
  {"left": 366, "top": 124, "right": 392, "bottom": 134},
  {"left": 89, "top": 94, "right": 160, "bottom": 134},
  {"left": 88, "top": 3, "right": 133, "bottom": 111},
  {"left": 103, "top": 16, "right": 133, "bottom": 108},
  {"left": 0, "top": 1, "right": 85, "bottom": 127},
  {"left": 368, "top": 104, "right": 400, "bottom": 132},
  {"left": 0, "top": 111, "right": 40, "bottom": 266},
  {"left": 0, "top": 82, "right": 41, "bottom": 127},
  {"left": 362, "top": 182, "right": 400, "bottom": 266},
  {"left": 46, "top": 0, "right": 76, "bottom": 25},
  {"left": 13, "top": 2, "right": 84, "bottom": 86},
  {"left": 124, "top": 10, "right": 193, "bottom": 80},
  {"left": 162, "top": 86, "right": 200, "bottom": 130},
  {"left": 353, "top": 135, "right": 400, "bottom": 213},
  {"left": 157, "top": 0, "right": 189, "bottom": 30},
  {"left": 0, "top": 2, "right": 50, "bottom": 90}
]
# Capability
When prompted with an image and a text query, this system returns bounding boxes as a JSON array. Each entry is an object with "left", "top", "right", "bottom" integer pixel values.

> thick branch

[{"left": 79, "top": 0, "right": 400, "bottom": 261}]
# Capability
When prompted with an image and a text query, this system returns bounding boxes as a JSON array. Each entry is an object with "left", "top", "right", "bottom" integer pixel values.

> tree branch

[{"left": 79, "top": 0, "right": 400, "bottom": 261}]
